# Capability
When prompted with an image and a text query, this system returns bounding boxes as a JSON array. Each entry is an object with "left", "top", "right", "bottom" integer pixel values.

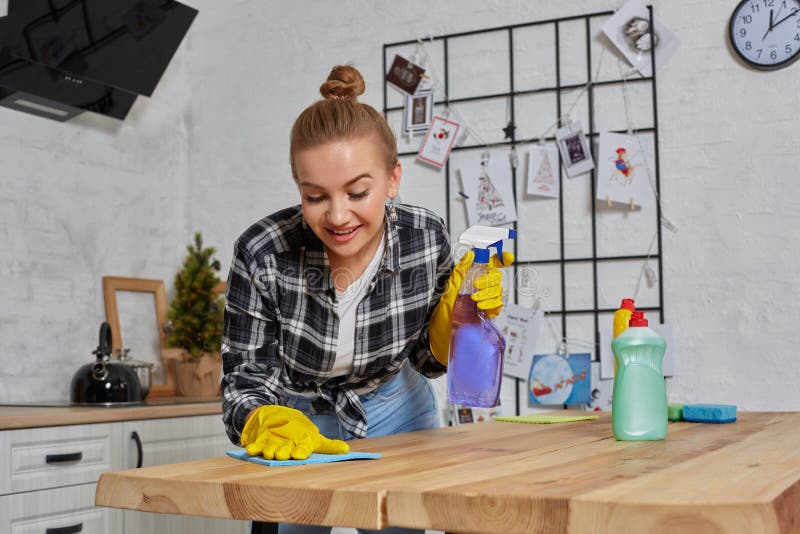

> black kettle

[{"left": 70, "top": 322, "right": 142, "bottom": 405}]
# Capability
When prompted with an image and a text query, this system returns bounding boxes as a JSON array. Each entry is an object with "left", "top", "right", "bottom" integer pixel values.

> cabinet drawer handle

[
  {"left": 45, "top": 452, "right": 83, "bottom": 464},
  {"left": 131, "top": 431, "right": 143, "bottom": 468},
  {"left": 45, "top": 522, "right": 83, "bottom": 534}
]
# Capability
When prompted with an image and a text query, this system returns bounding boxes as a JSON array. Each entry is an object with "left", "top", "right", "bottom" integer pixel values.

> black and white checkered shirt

[{"left": 221, "top": 203, "right": 451, "bottom": 442}]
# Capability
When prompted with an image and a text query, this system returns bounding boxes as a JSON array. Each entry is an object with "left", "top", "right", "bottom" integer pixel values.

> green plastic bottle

[{"left": 611, "top": 310, "right": 667, "bottom": 441}]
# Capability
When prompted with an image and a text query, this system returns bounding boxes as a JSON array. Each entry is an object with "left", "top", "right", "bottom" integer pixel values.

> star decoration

[{"left": 502, "top": 121, "right": 516, "bottom": 140}]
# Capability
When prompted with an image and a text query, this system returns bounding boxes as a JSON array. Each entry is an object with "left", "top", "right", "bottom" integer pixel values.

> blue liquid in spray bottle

[{"left": 447, "top": 226, "right": 516, "bottom": 407}]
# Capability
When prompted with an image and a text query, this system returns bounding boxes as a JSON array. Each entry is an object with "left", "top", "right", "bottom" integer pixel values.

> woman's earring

[{"left": 388, "top": 189, "right": 398, "bottom": 222}]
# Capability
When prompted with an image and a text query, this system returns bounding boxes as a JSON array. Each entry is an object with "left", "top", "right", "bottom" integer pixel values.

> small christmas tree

[{"left": 165, "top": 232, "right": 224, "bottom": 359}]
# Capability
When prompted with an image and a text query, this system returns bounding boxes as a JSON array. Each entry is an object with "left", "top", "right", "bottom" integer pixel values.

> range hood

[{"left": 0, "top": 0, "right": 197, "bottom": 121}]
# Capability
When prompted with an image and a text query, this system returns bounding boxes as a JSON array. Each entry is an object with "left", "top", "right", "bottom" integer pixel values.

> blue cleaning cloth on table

[
  {"left": 227, "top": 449, "right": 381, "bottom": 467},
  {"left": 682, "top": 404, "right": 737, "bottom": 423}
]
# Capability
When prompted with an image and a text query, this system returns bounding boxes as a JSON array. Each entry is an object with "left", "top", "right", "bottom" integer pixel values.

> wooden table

[{"left": 95, "top": 411, "right": 800, "bottom": 533}]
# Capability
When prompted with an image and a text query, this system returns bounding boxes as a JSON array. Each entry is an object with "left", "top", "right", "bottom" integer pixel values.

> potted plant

[{"left": 163, "top": 232, "right": 224, "bottom": 397}]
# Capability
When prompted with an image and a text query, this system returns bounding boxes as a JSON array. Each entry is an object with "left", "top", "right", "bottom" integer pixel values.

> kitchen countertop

[{"left": 0, "top": 397, "right": 222, "bottom": 430}]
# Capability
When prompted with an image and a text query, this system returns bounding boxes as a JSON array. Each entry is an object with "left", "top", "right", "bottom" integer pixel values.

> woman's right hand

[{"left": 241, "top": 405, "right": 349, "bottom": 460}]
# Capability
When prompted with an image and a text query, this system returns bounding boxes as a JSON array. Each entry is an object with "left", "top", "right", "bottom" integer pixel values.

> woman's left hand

[{"left": 428, "top": 250, "right": 514, "bottom": 365}]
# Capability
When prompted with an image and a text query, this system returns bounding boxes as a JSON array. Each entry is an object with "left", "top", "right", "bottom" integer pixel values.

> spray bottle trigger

[{"left": 491, "top": 239, "right": 504, "bottom": 265}]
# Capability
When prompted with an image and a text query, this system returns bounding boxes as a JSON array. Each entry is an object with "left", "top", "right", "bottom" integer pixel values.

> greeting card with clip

[
  {"left": 417, "top": 115, "right": 460, "bottom": 168},
  {"left": 386, "top": 54, "right": 426, "bottom": 96},
  {"left": 555, "top": 120, "right": 594, "bottom": 178}
]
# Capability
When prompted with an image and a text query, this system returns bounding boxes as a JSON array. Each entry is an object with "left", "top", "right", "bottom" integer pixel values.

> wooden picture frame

[
  {"left": 102, "top": 276, "right": 174, "bottom": 397},
  {"left": 213, "top": 281, "right": 226, "bottom": 296}
]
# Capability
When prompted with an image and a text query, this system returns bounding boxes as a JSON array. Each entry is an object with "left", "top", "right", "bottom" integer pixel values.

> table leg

[{"left": 251, "top": 521, "right": 279, "bottom": 534}]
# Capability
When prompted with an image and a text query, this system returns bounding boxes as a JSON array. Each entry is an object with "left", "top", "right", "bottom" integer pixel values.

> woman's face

[{"left": 295, "top": 137, "right": 401, "bottom": 270}]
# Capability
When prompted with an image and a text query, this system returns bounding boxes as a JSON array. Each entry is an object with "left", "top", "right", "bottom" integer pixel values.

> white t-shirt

[{"left": 331, "top": 236, "right": 386, "bottom": 376}]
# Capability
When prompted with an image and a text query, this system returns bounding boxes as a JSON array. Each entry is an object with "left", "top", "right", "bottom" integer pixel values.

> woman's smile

[{"left": 327, "top": 225, "right": 362, "bottom": 242}]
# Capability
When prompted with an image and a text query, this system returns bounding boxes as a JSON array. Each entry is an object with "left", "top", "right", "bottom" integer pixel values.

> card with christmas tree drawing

[
  {"left": 454, "top": 150, "right": 517, "bottom": 227},
  {"left": 596, "top": 131, "right": 651, "bottom": 207},
  {"left": 526, "top": 144, "right": 560, "bottom": 198}
]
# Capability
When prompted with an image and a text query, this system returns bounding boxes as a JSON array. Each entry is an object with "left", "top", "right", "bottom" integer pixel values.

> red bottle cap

[
  {"left": 620, "top": 298, "right": 635, "bottom": 311},
  {"left": 629, "top": 311, "right": 648, "bottom": 327}
]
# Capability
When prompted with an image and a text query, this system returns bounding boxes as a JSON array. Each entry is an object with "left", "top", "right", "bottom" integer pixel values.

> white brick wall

[{"left": 1, "top": 0, "right": 799, "bottom": 413}]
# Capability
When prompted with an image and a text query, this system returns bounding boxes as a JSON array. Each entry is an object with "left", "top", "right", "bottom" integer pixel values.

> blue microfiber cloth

[
  {"left": 682, "top": 404, "right": 737, "bottom": 424},
  {"left": 227, "top": 449, "right": 381, "bottom": 467}
]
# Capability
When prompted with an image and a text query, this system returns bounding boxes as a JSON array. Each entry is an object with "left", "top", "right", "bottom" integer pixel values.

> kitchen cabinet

[
  {"left": 0, "top": 423, "right": 124, "bottom": 533},
  {"left": 122, "top": 415, "right": 247, "bottom": 534},
  {"left": 0, "top": 406, "right": 247, "bottom": 534},
  {"left": 0, "top": 483, "right": 122, "bottom": 534}
]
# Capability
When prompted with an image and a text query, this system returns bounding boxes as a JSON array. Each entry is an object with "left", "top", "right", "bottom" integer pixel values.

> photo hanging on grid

[
  {"left": 403, "top": 88, "right": 433, "bottom": 135},
  {"left": 451, "top": 405, "right": 502, "bottom": 425},
  {"left": 417, "top": 115, "right": 460, "bottom": 168},
  {"left": 386, "top": 54, "right": 426, "bottom": 95},
  {"left": 595, "top": 131, "right": 651, "bottom": 207},
  {"left": 493, "top": 303, "right": 544, "bottom": 381},
  {"left": 555, "top": 120, "right": 594, "bottom": 178},
  {"left": 453, "top": 150, "right": 517, "bottom": 227},
  {"left": 526, "top": 143, "right": 560, "bottom": 198},
  {"left": 529, "top": 352, "right": 591, "bottom": 406},
  {"left": 600, "top": 0, "right": 680, "bottom": 77},
  {"left": 586, "top": 362, "right": 613, "bottom": 412}
]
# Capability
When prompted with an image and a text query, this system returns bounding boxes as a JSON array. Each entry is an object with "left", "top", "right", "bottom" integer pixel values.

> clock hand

[
  {"left": 773, "top": 7, "right": 799, "bottom": 29},
  {"left": 762, "top": 8, "right": 774, "bottom": 40}
]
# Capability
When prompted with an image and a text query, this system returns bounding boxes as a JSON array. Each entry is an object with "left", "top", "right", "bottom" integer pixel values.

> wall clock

[{"left": 729, "top": 0, "right": 800, "bottom": 69}]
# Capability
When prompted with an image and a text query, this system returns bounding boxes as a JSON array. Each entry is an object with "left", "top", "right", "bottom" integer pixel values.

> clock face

[{"left": 729, "top": 0, "right": 800, "bottom": 69}]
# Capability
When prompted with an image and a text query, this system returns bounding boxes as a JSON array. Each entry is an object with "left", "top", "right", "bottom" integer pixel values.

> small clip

[
  {"left": 607, "top": 195, "right": 612, "bottom": 208},
  {"left": 557, "top": 343, "right": 568, "bottom": 357},
  {"left": 629, "top": 198, "right": 635, "bottom": 211},
  {"left": 661, "top": 215, "right": 679, "bottom": 233},
  {"left": 456, "top": 127, "right": 470, "bottom": 146},
  {"left": 480, "top": 150, "right": 491, "bottom": 167},
  {"left": 644, "top": 263, "right": 657, "bottom": 288},
  {"left": 412, "top": 41, "right": 423, "bottom": 66},
  {"left": 509, "top": 147, "right": 519, "bottom": 169}
]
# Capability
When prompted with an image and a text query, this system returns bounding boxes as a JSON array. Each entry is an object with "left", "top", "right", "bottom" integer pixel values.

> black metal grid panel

[{"left": 383, "top": 8, "right": 664, "bottom": 415}]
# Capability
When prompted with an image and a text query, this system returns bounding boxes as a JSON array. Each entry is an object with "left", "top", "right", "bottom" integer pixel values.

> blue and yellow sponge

[{"left": 682, "top": 404, "right": 737, "bottom": 424}]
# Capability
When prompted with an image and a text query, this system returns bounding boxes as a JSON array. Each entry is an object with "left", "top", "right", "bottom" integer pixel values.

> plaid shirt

[{"left": 221, "top": 203, "right": 451, "bottom": 442}]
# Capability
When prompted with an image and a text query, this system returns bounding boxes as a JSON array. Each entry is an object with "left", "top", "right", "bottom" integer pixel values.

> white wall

[{"left": 1, "top": 0, "right": 799, "bottom": 412}]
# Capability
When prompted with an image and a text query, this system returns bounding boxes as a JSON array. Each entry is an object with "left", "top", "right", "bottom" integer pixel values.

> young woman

[{"left": 221, "top": 65, "right": 511, "bottom": 533}]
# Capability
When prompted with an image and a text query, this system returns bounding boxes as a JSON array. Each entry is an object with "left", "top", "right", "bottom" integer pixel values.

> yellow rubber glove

[
  {"left": 241, "top": 405, "right": 350, "bottom": 461},
  {"left": 429, "top": 250, "right": 514, "bottom": 365}
]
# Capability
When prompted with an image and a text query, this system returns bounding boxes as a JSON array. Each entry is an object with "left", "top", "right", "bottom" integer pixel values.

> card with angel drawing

[
  {"left": 595, "top": 131, "right": 650, "bottom": 207},
  {"left": 454, "top": 150, "right": 517, "bottom": 227}
]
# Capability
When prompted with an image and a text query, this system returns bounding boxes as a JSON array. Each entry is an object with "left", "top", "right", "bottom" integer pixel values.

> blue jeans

[{"left": 270, "top": 362, "right": 439, "bottom": 534}]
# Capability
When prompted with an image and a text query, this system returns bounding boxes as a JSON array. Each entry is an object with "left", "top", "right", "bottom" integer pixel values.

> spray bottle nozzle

[{"left": 459, "top": 226, "right": 517, "bottom": 264}]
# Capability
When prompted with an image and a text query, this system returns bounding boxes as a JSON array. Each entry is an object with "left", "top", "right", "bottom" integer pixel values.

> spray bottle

[
  {"left": 447, "top": 226, "right": 516, "bottom": 407},
  {"left": 611, "top": 310, "right": 667, "bottom": 440}
]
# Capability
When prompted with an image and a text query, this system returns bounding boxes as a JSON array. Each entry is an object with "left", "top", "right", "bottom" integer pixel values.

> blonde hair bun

[{"left": 319, "top": 65, "right": 366, "bottom": 101}]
